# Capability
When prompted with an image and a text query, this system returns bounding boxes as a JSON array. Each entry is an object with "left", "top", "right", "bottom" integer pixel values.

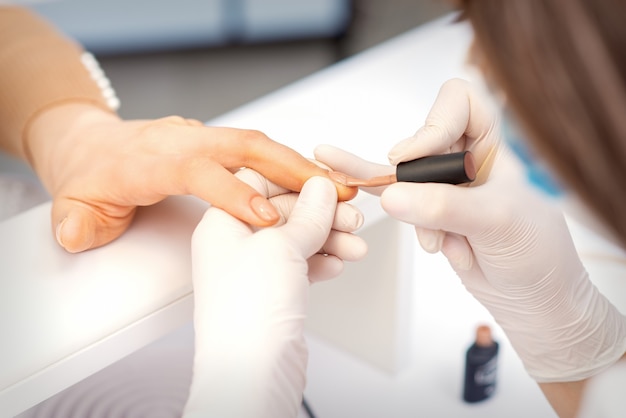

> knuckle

[
  {"left": 159, "top": 115, "right": 188, "bottom": 125},
  {"left": 241, "top": 129, "right": 269, "bottom": 144},
  {"left": 135, "top": 116, "right": 192, "bottom": 151},
  {"left": 238, "top": 129, "right": 272, "bottom": 165}
]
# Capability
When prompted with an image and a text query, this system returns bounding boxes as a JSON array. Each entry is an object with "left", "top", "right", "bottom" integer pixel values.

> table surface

[{"left": 3, "top": 12, "right": 626, "bottom": 418}]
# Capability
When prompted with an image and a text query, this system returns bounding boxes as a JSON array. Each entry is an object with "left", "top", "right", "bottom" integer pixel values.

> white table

[{"left": 2, "top": 13, "right": 626, "bottom": 418}]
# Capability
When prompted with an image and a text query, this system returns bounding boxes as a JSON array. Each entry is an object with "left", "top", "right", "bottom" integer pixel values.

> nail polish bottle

[{"left": 463, "top": 324, "right": 499, "bottom": 403}]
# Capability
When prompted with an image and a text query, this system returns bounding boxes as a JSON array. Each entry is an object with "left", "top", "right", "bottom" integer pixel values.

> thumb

[
  {"left": 314, "top": 144, "right": 394, "bottom": 196},
  {"left": 192, "top": 206, "right": 253, "bottom": 257},
  {"left": 380, "top": 182, "right": 487, "bottom": 238},
  {"left": 315, "top": 144, "right": 394, "bottom": 179},
  {"left": 279, "top": 176, "right": 337, "bottom": 259},
  {"left": 51, "top": 197, "right": 135, "bottom": 252}
]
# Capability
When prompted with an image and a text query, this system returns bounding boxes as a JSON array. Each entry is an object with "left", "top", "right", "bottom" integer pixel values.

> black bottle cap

[{"left": 396, "top": 151, "right": 476, "bottom": 184}]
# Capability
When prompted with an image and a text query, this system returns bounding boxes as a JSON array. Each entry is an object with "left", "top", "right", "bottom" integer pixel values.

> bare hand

[{"left": 25, "top": 104, "right": 357, "bottom": 252}]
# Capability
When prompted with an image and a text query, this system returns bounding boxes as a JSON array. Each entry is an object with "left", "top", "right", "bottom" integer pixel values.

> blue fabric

[{"left": 501, "top": 113, "right": 563, "bottom": 197}]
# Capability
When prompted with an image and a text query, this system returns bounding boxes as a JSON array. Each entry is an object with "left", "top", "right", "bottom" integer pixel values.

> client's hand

[
  {"left": 25, "top": 104, "right": 357, "bottom": 252},
  {"left": 183, "top": 172, "right": 367, "bottom": 418}
]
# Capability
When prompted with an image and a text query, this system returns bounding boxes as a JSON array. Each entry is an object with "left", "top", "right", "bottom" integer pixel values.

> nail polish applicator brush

[{"left": 329, "top": 151, "right": 476, "bottom": 187}]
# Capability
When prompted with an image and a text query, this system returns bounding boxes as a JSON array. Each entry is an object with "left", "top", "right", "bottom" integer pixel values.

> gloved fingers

[
  {"left": 314, "top": 144, "right": 396, "bottom": 178},
  {"left": 268, "top": 192, "right": 367, "bottom": 261},
  {"left": 314, "top": 144, "right": 395, "bottom": 196},
  {"left": 332, "top": 201, "right": 365, "bottom": 232},
  {"left": 234, "top": 167, "right": 366, "bottom": 234},
  {"left": 51, "top": 196, "right": 135, "bottom": 253},
  {"left": 262, "top": 193, "right": 295, "bottom": 227},
  {"left": 192, "top": 206, "right": 253, "bottom": 256},
  {"left": 320, "top": 229, "right": 368, "bottom": 262},
  {"left": 234, "top": 167, "right": 291, "bottom": 199},
  {"left": 269, "top": 192, "right": 365, "bottom": 233},
  {"left": 277, "top": 176, "right": 338, "bottom": 259},
  {"left": 414, "top": 226, "right": 445, "bottom": 254},
  {"left": 388, "top": 79, "right": 471, "bottom": 163},
  {"left": 380, "top": 181, "right": 489, "bottom": 238},
  {"left": 440, "top": 232, "right": 474, "bottom": 272},
  {"left": 307, "top": 254, "right": 344, "bottom": 283},
  {"left": 387, "top": 78, "right": 500, "bottom": 173}
]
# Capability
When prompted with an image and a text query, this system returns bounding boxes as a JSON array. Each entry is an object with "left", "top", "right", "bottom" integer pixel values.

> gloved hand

[
  {"left": 183, "top": 172, "right": 367, "bottom": 418},
  {"left": 315, "top": 78, "right": 626, "bottom": 383},
  {"left": 25, "top": 104, "right": 357, "bottom": 253}
]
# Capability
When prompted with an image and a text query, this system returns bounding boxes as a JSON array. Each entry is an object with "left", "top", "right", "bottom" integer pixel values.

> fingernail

[
  {"left": 420, "top": 229, "right": 444, "bottom": 253},
  {"left": 348, "top": 211, "right": 364, "bottom": 230},
  {"left": 353, "top": 212, "right": 364, "bottom": 229},
  {"left": 250, "top": 195, "right": 279, "bottom": 223},
  {"left": 55, "top": 217, "right": 67, "bottom": 249}
]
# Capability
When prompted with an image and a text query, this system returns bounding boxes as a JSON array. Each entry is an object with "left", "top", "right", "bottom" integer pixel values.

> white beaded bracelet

[{"left": 80, "top": 52, "right": 120, "bottom": 111}]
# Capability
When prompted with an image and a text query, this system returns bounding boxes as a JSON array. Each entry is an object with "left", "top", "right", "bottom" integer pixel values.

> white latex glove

[
  {"left": 316, "top": 78, "right": 626, "bottom": 383},
  {"left": 183, "top": 173, "right": 367, "bottom": 418}
]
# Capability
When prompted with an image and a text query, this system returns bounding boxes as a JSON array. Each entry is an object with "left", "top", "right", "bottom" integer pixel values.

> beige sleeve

[{"left": 0, "top": 6, "right": 117, "bottom": 160}]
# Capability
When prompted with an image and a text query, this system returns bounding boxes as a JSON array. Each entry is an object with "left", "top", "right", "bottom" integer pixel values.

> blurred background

[{"left": 30, "top": 0, "right": 453, "bottom": 121}]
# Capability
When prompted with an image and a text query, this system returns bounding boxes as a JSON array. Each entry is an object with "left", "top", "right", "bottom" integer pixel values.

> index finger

[
  {"left": 279, "top": 176, "right": 338, "bottom": 259},
  {"left": 388, "top": 78, "right": 500, "bottom": 173},
  {"left": 243, "top": 131, "right": 358, "bottom": 202},
  {"left": 184, "top": 126, "right": 358, "bottom": 201}
]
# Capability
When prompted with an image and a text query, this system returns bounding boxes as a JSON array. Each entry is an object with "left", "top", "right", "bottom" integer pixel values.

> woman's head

[{"left": 456, "top": 0, "right": 626, "bottom": 246}]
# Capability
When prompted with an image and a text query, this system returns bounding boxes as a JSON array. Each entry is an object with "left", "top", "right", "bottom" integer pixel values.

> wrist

[
  {"left": 189, "top": 322, "right": 307, "bottom": 418},
  {"left": 0, "top": 7, "right": 120, "bottom": 161},
  {"left": 25, "top": 102, "right": 120, "bottom": 193},
  {"left": 501, "top": 273, "right": 626, "bottom": 382}
]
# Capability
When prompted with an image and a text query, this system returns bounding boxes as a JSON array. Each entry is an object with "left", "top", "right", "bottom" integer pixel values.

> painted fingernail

[
  {"left": 250, "top": 195, "right": 279, "bottom": 223},
  {"left": 55, "top": 217, "right": 67, "bottom": 249}
]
